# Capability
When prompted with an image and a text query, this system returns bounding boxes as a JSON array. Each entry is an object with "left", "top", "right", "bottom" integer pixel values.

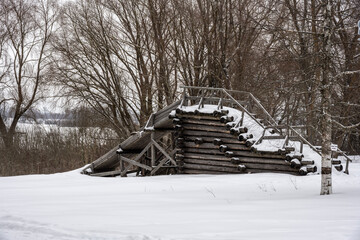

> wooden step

[
  {"left": 174, "top": 113, "right": 221, "bottom": 121},
  {"left": 183, "top": 163, "right": 240, "bottom": 173},
  {"left": 183, "top": 158, "right": 235, "bottom": 168},
  {"left": 184, "top": 147, "right": 285, "bottom": 159},
  {"left": 181, "top": 118, "right": 226, "bottom": 127},
  {"left": 183, "top": 142, "right": 249, "bottom": 151},
  {"left": 184, "top": 136, "right": 243, "bottom": 145},
  {"left": 231, "top": 156, "right": 290, "bottom": 166},
  {"left": 184, "top": 153, "right": 229, "bottom": 161},
  {"left": 182, "top": 168, "right": 299, "bottom": 175},
  {"left": 182, "top": 123, "right": 230, "bottom": 133},
  {"left": 181, "top": 130, "right": 239, "bottom": 140}
]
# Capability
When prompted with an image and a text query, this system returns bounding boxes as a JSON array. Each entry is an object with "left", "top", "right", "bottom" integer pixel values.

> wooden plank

[
  {"left": 243, "top": 163, "right": 298, "bottom": 172},
  {"left": 175, "top": 113, "right": 221, "bottom": 121},
  {"left": 232, "top": 150, "right": 286, "bottom": 159},
  {"left": 183, "top": 142, "right": 218, "bottom": 149},
  {"left": 154, "top": 100, "right": 181, "bottom": 119},
  {"left": 184, "top": 136, "right": 246, "bottom": 147},
  {"left": 91, "top": 169, "right": 122, "bottom": 177},
  {"left": 184, "top": 148, "right": 225, "bottom": 155},
  {"left": 151, "top": 157, "right": 168, "bottom": 175},
  {"left": 182, "top": 169, "right": 230, "bottom": 175},
  {"left": 223, "top": 143, "right": 250, "bottom": 151},
  {"left": 151, "top": 132, "right": 156, "bottom": 166},
  {"left": 182, "top": 130, "right": 238, "bottom": 139},
  {"left": 184, "top": 153, "right": 230, "bottom": 161},
  {"left": 121, "top": 156, "right": 153, "bottom": 171},
  {"left": 152, "top": 139, "right": 177, "bottom": 165},
  {"left": 183, "top": 158, "right": 295, "bottom": 172},
  {"left": 120, "top": 142, "right": 153, "bottom": 176},
  {"left": 183, "top": 158, "right": 235, "bottom": 168},
  {"left": 182, "top": 123, "right": 230, "bottom": 133},
  {"left": 243, "top": 168, "right": 299, "bottom": 175},
  {"left": 184, "top": 147, "right": 286, "bottom": 159},
  {"left": 232, "top": 156, "right": 290, "bottom": 166},
  {"left": 183, "top": 163, "right": 239, "bottom": 173},
  {"left": 88, "top": 145, "right": 119, "bottom": 171},
  {"left": 183, "top": 168, "right": 298, "bottom": 175},
  {"left": 181, "top": 118, "right": 226, "bottom": 127}
]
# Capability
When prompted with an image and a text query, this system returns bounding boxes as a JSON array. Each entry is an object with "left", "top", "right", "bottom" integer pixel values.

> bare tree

[
  {"left": 52, "top": 0, "right": 138, "bottom": 138},
  {"left": 319, "top": 0, "right": 333, "bottom": 195},
  {"left": 330, "top": 0, "right": 360, "bottom": 153},
  {"left": 0, "top": 0, "right": 57, "bottom": 148}
]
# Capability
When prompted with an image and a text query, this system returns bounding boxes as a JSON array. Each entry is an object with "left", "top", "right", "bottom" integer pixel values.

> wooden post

[
  {"left": 285, "top": 117, "right": 290, "bottom": 146},
  {"left": 240, "top": 110, "right": 245, "bottom": 126},
  {"left": 151, "top": 132, "right": 156, "bottom": 167},
  {"left": 119, "top": 156, "right": 127, "bottom": 177},
  {"left": 119, "top": 155, "right": 125, "bottom": 173},
  {"left": 344, "top": 158, "right": 350, "bottom": 174},
  {"left": 248, "top": 95, "right": 253, "bottom": 113},
  {"left": 220, "top": 90, "right": 223, "bottom": 109}
]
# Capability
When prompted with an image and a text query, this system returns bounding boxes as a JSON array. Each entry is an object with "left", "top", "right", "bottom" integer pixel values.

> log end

[
  {"left": 231, "top": 157, "right": 241, "bottom": 164},
  {"left": 237, "top": 164, "right": 246, "bottom": 172}
]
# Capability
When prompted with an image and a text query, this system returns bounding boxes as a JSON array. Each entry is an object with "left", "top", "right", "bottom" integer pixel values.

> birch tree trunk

[{"left": 320, "top": 0, "right": 333, "bottom": 195}]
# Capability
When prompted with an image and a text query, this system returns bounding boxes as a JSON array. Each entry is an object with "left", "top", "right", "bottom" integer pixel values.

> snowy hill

[{"left": 1, "top": 163, "right": 360, "bottom": 240}]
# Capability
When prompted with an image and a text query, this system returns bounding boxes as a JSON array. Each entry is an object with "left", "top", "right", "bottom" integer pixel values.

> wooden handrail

[
  {"left": 289, "top": 126, "right": 321, "bottom": 156},
  {"left": 221, "top": 89, "right": 265, "bottom": 128},
  {"left": 179, "top": 86, "right": 353, "bottom": 174}
]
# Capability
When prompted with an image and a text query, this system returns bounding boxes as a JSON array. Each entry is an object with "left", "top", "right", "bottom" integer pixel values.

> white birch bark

[{"left": 320, "top": 0, "right": 333, "bottom": 195}]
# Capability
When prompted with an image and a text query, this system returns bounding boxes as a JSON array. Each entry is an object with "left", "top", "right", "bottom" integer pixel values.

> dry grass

[{"left": 0, "top": 126, "right": 118, "bottom": 176}]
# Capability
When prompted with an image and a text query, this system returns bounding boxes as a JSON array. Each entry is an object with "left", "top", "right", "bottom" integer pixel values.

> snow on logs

[
  {"left": 172, "top": 108, "right": 315, "bottom": 175},
  {"left": 238, "top": 133, "right": 253, "bottom": 141}
]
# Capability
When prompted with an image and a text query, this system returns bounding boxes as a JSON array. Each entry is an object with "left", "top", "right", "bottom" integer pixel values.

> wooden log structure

[
  {"left": 331, "top": 159, "right": 341, "bottom": 165},
  {"left": 238, "top": 133, "right": 253, "bottom": 141},
  {"left": 334, "top": 165, "right": 343, "bottom": 171},
  {"left": 230, "top": 126, "right": 248, "bottom": 135},
  {"left": 84, "top": 87, "right": 329, "bottom": 178},
  {"left": 172, "top": 111, "right": 309, "bottom": 176},
  {"left": 245, "top": 139, "right": 256, "bottom": 147},
  {"left": 213, "top": 138, "right": 223, "bottom": 146}
]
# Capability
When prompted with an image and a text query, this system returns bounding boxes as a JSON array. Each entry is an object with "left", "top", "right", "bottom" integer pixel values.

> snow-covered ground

[{"left": 1, "top": 163, "right": 360, "bottom": 240}]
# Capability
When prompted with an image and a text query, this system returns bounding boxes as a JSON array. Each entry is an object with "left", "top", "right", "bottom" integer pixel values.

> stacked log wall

[{"left": 174, "top": 112, "right": 316, "bottom": 175}]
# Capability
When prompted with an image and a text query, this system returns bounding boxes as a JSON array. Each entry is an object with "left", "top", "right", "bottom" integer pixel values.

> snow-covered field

[{"left": 1, "top": 163, "right": 360, "bottom": 240}]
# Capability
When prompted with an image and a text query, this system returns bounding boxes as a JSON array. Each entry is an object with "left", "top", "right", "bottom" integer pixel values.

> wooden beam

[
  {"left": 182, "top": 130, "right": 238, "bottom": 139},
  {"left": 184, "top": 142, "right": 250, "bottom": 151},
  {"left": 151, "top": 132, "right": 156, "bottom": 166},
  {"left": 183, "top": 158, "right": 236, "bottom": 168},
  {"left": 151, "top": 157, "right": 168, "bottom": 175},
  {"left": 175, "top": 113, "right": 221, "bottom": 121},
  {"left": 184, "top": 134, "right": 240, "bottom": 143},
  {"left": 182, "top": 169, "right": 228, "bottom": 174},
  {"left": 181, "top": 118, "right": 226, "bottom": 127},
  {"left": 151, "top": 139, "right": 177, "bottom": 165},
  {"left": 91, "top": 169, "right": 123, "bottom": 177},
  {"left": 182, "top": 123, "right": 230, "bottom": 133},
  {"left": 121, "top": 156, "right": 153, "bottom": 171},
  {"left": 120, "top": 142, "right": 153, "bottom": 176},
  {"left": 183, "top": 163, "right": 239, "bottom": 173},
  {"left": 231, "top": 156, "right": 290, "bottom": 166},
  {"left": 184, "top": 147, "right": 286, "bottom": 159},
  {"left": 184, "top": 153, "right": 229, "bottom": 161}
]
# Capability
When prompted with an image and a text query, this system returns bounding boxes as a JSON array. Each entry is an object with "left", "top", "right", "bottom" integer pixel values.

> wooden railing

[
  {"left": 179, "top": 86, "right": 353, "bottom": 173},
  {"left": 179, "top": 86, "right": 321, "bottom": 154},
  {"left": 180, "top": 86, "right": 278, "bottom": 130}
]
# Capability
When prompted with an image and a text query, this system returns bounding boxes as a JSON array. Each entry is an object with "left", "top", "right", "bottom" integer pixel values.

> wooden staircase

[
  {"left": 82, "top": 86, "right": 351, "bottom": 177},
  {"left": 173, "top": 109, "right": 316, "bottom": 175}
]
